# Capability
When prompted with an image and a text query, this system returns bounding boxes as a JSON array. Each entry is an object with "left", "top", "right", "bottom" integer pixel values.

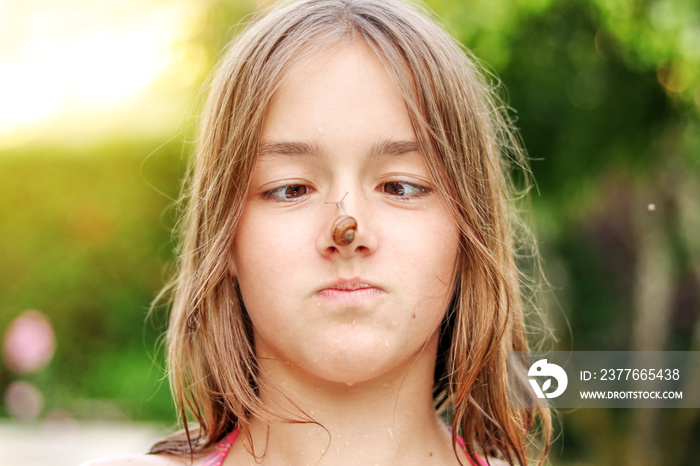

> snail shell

[{"left": 332, "top": 215, "right": 357, "bottom": 246}]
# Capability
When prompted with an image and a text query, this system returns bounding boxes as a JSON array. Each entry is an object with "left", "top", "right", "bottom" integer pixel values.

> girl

[{"left": 89, "top": 0, "right": 550, "bottom": 464}]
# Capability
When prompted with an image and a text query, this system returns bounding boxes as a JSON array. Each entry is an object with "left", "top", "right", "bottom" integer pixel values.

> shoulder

[{"left": 80, "top": 453, "right": 196, "bottom": 466}]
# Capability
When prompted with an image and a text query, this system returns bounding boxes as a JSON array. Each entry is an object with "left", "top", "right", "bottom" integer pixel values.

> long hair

[{"left": 151, "top": 0, "right": 551, "bottom": 464}]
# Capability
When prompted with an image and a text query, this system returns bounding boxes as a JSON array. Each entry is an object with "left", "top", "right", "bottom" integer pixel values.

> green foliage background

[
  {"left": 1, "top": 0, "right": 698, "bottom": 464},
  {"left": 0, "top": 141, "right": 187, "bottom": 420}
]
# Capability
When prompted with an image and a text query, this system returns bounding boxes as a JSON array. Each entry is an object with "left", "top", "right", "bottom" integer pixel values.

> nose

[{"left": 317, "top": 193, "right": 377, "bottom": 259}]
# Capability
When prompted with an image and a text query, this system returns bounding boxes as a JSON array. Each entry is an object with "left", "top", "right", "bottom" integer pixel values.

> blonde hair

[{"left": 151, "top": 0, "right": 551, "bottom": 464}]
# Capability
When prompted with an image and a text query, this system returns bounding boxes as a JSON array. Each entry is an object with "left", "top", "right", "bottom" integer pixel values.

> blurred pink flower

[
  {"left": 3, "top": 310, "right": 56, "bottom": 374},
  {"left": 5, "top": 380, "right": 44, "bottom": 421}
]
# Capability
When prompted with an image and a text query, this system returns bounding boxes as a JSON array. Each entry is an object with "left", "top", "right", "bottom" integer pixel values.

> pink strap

[
  {"left": 455, "top": 434, "right": 488, "bottom": 466},
  {"left": 201, "top": 429, "right": 238, "bottom": 466},
  {"left": 201, "top": 428, "right": 486, "bottom": 466}
]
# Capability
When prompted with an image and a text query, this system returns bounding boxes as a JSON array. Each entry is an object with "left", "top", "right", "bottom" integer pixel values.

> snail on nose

[
  {"left": 332, "top": 215, "right": 357, "bottom": 246},
  {"left": 328, "top": 193, "right": 357, "bottom": 247}
]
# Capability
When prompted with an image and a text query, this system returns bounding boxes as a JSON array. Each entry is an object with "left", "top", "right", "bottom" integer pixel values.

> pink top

[
  {"left": 201, "top": 428, "right": 488, "bottom": 465},
  {"left": 201, "top": 429, "right": 239, "bottom": 466}
]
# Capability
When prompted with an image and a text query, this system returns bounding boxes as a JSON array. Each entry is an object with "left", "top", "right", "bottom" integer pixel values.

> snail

[
  {"left": 329, "top": 193, "right": 357, "bottom": 246},
  {"left": 332, "top": 215, "right": 358, "bottom": 246}
]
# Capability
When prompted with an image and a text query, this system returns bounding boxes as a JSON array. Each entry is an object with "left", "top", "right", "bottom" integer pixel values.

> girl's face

[{"left": 231, "top": 42, "right": 460, "bottom": 386}]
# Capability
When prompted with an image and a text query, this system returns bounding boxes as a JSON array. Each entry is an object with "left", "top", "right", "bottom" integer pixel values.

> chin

[
  {"left": 302, "top": 343, "right": 409, "bottom": 387},
  {"left": 309, "top": 366, "right": 386, "bottom": 387}
]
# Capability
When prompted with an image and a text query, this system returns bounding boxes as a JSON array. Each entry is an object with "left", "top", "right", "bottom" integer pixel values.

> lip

[{"left": 314, "top": 278, "right": 385, "bottom": 305}]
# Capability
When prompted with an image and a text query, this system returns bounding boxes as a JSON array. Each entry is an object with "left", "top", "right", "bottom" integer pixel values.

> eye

[
  {"left": 381, "top": 181, "right": 430, "bottom": 199},
  {"left": 263, "top": 184, "right": 311, "bottom": 202}
]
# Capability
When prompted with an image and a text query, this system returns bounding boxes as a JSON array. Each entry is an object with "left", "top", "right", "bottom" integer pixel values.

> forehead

[{"left": 260, "top": 41, "right": 415, "bottom": 146}]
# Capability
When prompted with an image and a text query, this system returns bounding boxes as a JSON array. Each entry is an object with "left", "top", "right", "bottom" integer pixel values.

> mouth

[{"left": 314, "top": 278, "right": 385, "bottom": 304}]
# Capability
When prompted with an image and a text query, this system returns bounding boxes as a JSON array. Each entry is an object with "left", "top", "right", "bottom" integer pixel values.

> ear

[{"left": 228, "top": 251, "right": 238, "bottom": 278}]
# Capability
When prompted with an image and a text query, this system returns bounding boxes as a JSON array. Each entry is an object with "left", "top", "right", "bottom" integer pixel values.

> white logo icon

[{"left": 528, "top": 359, "right": 568, "bottom": 399}]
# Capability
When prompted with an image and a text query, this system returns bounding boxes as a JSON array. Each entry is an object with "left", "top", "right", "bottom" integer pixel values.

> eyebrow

[
  {"left": 259, "top": 141, "right": 321, "bottom": 158},
  {"left": 368, "top": 139, "right": 419, "bottom": 157},
  {"left": 258, "top": 139, "right": 419, "bottom": 158}
]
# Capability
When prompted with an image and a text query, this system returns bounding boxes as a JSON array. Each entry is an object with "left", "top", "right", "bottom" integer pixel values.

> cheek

[
  {"left": 234, "top": 208, "right": 308, "bottom": 271},
  {"left": 401, "top": 215, "right": 458, "bottom": 279},
  {"left": 232, "top": 204, "right": 324, "bottom": 330},
  {"left": 233, "top": 211, "right": 295, "bottom": 312},
  {"left": 385, "top": 213, "right": 459, "bottom": 318}
]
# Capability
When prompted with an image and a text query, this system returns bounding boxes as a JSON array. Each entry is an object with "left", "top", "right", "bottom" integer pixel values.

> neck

[{"left": 230, "top": 334, "right": 467, "bottom": 466}]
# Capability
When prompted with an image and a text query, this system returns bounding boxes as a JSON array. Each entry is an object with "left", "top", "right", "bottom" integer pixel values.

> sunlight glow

[{"left": 0, "top": 0, "right": 205, "bottom": 145}]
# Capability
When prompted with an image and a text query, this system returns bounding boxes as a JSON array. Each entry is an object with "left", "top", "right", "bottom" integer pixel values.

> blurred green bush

[{"left": 0, "top": 140, "right": 188, "bottom": 422}]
